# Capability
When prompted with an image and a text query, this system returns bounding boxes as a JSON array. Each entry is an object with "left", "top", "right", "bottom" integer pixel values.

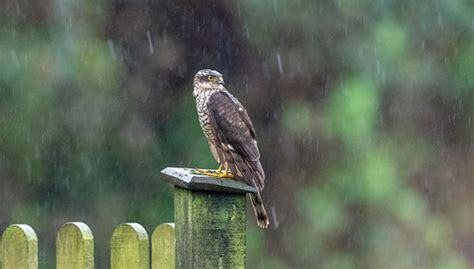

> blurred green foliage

[{"left": 0, "top": 0, "right": 473, "bottom": 268}]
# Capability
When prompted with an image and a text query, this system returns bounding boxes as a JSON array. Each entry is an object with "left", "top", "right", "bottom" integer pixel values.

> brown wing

[
  {"left": 207, "top": 90, "right": 269, "bottom": 228},
  {"left": 207, "top": 91, "right": 265, "bottom": 190},
  {"left": 208, "top": 91, "right": 260, "bottom": 161},
  {"left": 232, "top": 97, "right": 257, "bottom": 141}
]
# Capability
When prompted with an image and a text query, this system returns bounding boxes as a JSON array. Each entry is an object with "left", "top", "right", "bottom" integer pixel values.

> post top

[{"left": 161, "top": 167, "right": 256, "bottom": 193}]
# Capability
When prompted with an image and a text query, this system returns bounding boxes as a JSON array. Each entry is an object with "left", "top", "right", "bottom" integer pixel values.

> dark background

[{"left": 0, "top": 0, "right": 473, "bottom": 268}]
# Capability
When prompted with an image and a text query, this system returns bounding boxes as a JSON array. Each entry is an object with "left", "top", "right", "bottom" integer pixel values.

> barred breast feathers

[{"left": 194, "top": 88, "right": 221, "bottom": 142}]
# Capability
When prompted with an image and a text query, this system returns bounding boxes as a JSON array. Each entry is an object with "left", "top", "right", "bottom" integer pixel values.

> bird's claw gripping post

[{"left": 196, "top": 165, "right": 234, "bottom": 179}]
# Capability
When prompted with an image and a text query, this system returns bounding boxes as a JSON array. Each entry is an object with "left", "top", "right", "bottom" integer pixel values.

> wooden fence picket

[
  {"left": 110, "top": 223, "right": 149, "bottom": 269},
  {"left": 1, "top": 224, "right": 38, "bottom": 269},
  {"left": 152, "top": 223, "right": 175, "bottom": 269},
  {"left": 56, "top": 222, "right": 94, "bottom": 269},
  {"left": 0, "top": 167, "right": 253, "bottom": 268}
]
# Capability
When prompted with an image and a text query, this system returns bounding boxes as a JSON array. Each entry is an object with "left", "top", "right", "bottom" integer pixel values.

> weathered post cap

[{"left": 161, "top": 167, "right": 256, "bottom": 193}]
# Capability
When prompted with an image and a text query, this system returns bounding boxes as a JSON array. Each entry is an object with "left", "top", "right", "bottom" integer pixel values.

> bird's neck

[{"left": 193, "top": 85, "right": 226, "bottom": 98}]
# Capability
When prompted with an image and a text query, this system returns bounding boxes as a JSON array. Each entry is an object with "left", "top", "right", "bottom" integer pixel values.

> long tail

[
  {"left": 221, "top": 145, "right": 270, "bottom": 228},
  {"left": 249, "top": 192, "right": 269, "bottom": 228}
]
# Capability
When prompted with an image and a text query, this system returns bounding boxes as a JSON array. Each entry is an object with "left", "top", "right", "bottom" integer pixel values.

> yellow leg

[
  {"left": 217, "top": 163, "right": 224, "bottom": 173},
  {"left": 195, "top": 163, "right": 233, "bottom": 178},
  {"left": 220, "top": 163, "right": 234, "bottom": 178}
]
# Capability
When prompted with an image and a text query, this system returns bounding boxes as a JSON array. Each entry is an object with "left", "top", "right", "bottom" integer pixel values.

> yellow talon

[
  {"left": 195, "top": 168, "right": 221, "bottom": 178},
  {"left": 220, "top": 164, "right": 234, "bottom": 178},
  {"left": 220, "top": 171, "right": 234, "bottom": 178},
  {"left": 195, "top": 164, "right": 234, "bottom": 179}
]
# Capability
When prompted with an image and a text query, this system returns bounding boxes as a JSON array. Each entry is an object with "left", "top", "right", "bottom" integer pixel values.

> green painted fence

[
  {"left": 1, "top": 168, "right": 254, "bottom": 269},
  {"left": 1, "top": 222, "right": 175, "bottom": 269}
]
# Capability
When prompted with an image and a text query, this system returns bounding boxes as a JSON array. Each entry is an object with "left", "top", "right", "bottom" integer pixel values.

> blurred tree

[{"left": 0, "top": 0, "right": 472, "bottom": 268}]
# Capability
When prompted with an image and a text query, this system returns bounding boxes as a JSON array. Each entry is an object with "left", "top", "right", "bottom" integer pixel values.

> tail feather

[
  {"left": 225, "top": 149, "right": 264, "bottom": 191},
  {"left": 249, "top": 192, "right": 269, "bottom": 228},
  {"left": 221, "top": 144, "right": 270, "bottom": 228},
  {"left": 221, "top": 147, "right": 269, "bottom": 228}
]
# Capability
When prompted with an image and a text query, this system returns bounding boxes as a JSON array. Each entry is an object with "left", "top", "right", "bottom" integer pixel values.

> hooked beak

[{"left": 218, "top": 77, "right": 225, "bottom": 85}]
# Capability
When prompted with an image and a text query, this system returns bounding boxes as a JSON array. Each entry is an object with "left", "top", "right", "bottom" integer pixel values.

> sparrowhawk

[{"left": 193, "top": 69, "right": 269, "bottom": 228}]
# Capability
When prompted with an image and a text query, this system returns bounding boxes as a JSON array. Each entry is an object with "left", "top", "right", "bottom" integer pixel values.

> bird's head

[{"left": 193, "top": 69, "right": 225, "bottom": 90}]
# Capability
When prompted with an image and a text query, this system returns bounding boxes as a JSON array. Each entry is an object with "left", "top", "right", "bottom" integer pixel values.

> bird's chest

[{"left": 195, "top": 90, "right": 217, "bottom": 141}]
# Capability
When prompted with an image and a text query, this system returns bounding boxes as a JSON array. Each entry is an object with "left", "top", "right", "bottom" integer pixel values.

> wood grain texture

[
  {"left": 152, "top": 223, "right": 175, "bottom": 269},
  {"left": 110, "top": 223, "right": 149, "bottom": 269},
  {"left": 1, "top": 224, "right": 37, "bottom": 269},
  {"left": 175, "top": 187, "right": 246, "bottom": 269},
  {"left": 56, "top": 222, "right": 94, "bottom": 269}
]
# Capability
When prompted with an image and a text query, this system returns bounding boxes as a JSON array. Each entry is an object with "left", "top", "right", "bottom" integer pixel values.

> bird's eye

[{"left": 207, "top": 76, "right": 215, "bottom": 81}]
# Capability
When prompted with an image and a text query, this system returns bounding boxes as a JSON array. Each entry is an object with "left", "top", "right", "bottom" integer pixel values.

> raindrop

[
  {"left": 107, "top": 39, "right": 117, "bottom": 60},
  {"left": 147, "top": 30, "right": 154, "bottom": 55},
  {"left": 276, "top": 53, "right": 283, "bottom": 74},
  {"left": 244, "top": 26, "right": 250, "bottom": 39},
  {"left": 66, "top": 177, "right": 70, "bottom": 190},
  {"left": 376, "top": 59, "right": 381, "bottom": 75},
  {"left": 271, "top": 206, "right": 280, "bottom": 229}
]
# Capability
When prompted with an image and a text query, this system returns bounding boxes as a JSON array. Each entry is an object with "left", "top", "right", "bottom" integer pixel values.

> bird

[{"left": 192, "top": 69, "right": 270, "bottom": 228}]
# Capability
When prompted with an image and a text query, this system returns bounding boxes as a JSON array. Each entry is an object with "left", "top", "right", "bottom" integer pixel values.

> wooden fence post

[
  {"left": 56, "top": 222, "right": 94, "bottom": 269},
  {"left": 152, "top": 223, "right": 175, "bottom": 269},
  {"left": 161, "top": 167, "right": 256, "bottom": 269},
  {"left": 1, "top": 224, "right": 38, "bottom": 269},
  {"left": 110, "top": 223, "right": 149, "bottom": 269}
]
